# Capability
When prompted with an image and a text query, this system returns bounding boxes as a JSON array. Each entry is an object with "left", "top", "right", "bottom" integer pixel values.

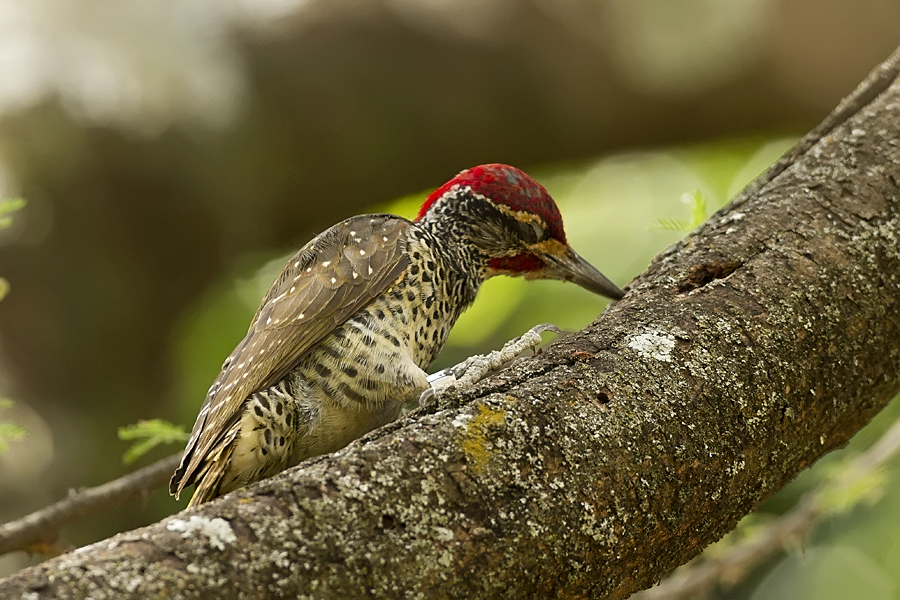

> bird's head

[{"left": 416, "top": 164, "right": 625, "bottom": 301}]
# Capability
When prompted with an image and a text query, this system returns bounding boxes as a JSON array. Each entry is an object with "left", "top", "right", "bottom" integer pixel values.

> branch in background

[
  {"left": 632, "top": 416, "right": 900, "bottom": 600},
  {"left": 0, "top": 453, "right": 180, "bottom": 557}
]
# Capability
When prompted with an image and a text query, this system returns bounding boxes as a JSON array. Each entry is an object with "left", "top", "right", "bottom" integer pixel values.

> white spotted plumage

[{"left": 171, "top": 164, "right": 624, "bottom": 506}]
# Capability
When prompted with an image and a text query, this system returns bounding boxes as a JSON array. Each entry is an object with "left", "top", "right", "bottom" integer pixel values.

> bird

[{"left": 170, "top": 163, "right": 625, "bottom": 506}]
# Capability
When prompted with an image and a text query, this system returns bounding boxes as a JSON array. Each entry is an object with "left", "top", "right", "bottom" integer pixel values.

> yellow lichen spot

[{"left": 458, "top": 403, "right": 507, "bottom": 474}]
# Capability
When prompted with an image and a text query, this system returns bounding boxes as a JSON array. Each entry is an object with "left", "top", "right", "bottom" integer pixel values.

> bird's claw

[{"left": 421, "top": 323, "right": 561, "bottom": 406}]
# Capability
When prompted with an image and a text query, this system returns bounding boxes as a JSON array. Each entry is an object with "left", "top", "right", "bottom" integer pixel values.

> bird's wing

[{"left": 170, "top": 214, "right": 411, "bottom": 497}]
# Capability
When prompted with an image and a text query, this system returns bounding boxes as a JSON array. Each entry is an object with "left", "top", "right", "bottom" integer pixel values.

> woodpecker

[{"left": 171, "top": 164, "right": 624, "bottom": 506}]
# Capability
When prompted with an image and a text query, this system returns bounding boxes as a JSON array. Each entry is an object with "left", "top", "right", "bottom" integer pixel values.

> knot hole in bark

[{"left": 677, "top": 260, "right": 742, "bottom": 293}]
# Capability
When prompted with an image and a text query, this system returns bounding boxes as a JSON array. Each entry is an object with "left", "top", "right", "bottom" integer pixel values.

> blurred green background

[{"left": 1, "top": 0, "right": 900, "bottom": 596}]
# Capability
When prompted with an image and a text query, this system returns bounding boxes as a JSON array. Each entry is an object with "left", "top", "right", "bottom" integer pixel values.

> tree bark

[{"left": 3, "top": 48, "right": 900, "bottom": 600}]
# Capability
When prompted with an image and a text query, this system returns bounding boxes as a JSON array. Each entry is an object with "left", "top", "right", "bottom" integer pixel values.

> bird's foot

[{"left": 419, "top": 323, "right": 561, "bottom": 406}]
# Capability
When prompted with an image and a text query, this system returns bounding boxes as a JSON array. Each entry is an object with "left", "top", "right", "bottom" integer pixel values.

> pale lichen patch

[
  {"left": 627, "top": 331, "right": 676, "bottom": 362},
  {"left": 166, "top": 515, "right": 237, "bottom": 550}
]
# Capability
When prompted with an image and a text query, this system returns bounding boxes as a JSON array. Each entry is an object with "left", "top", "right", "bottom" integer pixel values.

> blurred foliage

[
  {"left": 0, "top": 198, "right": 25, "bottom": 301},
  {"left": 118, "top": 419, "right": 188, "bottom": 465},
  {"left": 750, "top": 545, "right": 895, "bottom": 600},
  {"left": 0, "top": 201, "right": 27, "bottom": 452},
  {"left": 0, "top": 198, "right": 25, "bottom": 229},
  {"left": 0, "top": 398, "right": 28, "bottom": 453},
  {"left": 652, "top": 189, "right": 708, "bottom": 233},
  {"left": 817, "top": 461, "right": 887, "bottom": 516}
]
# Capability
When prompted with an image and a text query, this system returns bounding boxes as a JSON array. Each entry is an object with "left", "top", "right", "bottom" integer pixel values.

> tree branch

[
  {"left": 0, "top": 454, "right": 180, "bottom": 557},
  {"left": 632, "top": 413, "right": 900, "bottom": 599},
  {"left": 2, "top": 47, "right": 900, "bottom": 599}
]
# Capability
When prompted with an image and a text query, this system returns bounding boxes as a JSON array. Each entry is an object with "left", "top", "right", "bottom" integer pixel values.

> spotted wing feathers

[{"left": 170, "top": 214, "right": 411, "bottom": 498}]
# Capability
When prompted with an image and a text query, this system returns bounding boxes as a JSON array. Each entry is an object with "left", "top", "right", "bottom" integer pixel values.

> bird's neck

[{"left": 411, "top": 214, "right": 486, "bottom": 311}]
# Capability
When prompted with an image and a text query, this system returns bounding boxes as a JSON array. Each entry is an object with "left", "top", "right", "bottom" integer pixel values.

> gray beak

[{"left": 538, "top": 247, "right": 625, "bottom": 301}]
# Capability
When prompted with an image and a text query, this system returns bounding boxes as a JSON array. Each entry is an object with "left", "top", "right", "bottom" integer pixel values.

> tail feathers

[
  {"left": 185, "top": 444, "right": 235, "bottom": 507},
  {"left": 170, "top": 461, "right": 189, "bottom": 498}
]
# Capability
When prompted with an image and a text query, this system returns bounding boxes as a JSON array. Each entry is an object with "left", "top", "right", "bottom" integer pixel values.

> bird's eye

[{"left": 515, "top": 220, "right": 546, "bottom": 245}]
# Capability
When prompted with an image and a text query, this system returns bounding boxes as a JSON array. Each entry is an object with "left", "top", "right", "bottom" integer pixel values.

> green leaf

[
  {"left": 651, "top": 217, "right": 692, "bottom": 233},
  {"left": 0, "top": 197, "right": 25, "bottom": 229},
  {"left": 651, "top": 190, "right": 709, "bottom": 233},
  {"left": 118, "top": 419, "right": 189, "bottom": 464},
  {"left": 684, "top": 189, "right": 708, "bottom": 228},
  {"left": 0, "top": 398, "right": 28, "bottom": 453}
]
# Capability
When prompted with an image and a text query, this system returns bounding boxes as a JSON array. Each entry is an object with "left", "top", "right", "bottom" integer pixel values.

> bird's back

[{"left": 174, "top": 217, "right": 476, "bottom": 504}]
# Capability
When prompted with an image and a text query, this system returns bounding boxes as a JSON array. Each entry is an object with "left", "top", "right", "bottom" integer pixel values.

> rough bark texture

[{"left": 3, "top": 48, "right": 900, "bottom": 600}]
